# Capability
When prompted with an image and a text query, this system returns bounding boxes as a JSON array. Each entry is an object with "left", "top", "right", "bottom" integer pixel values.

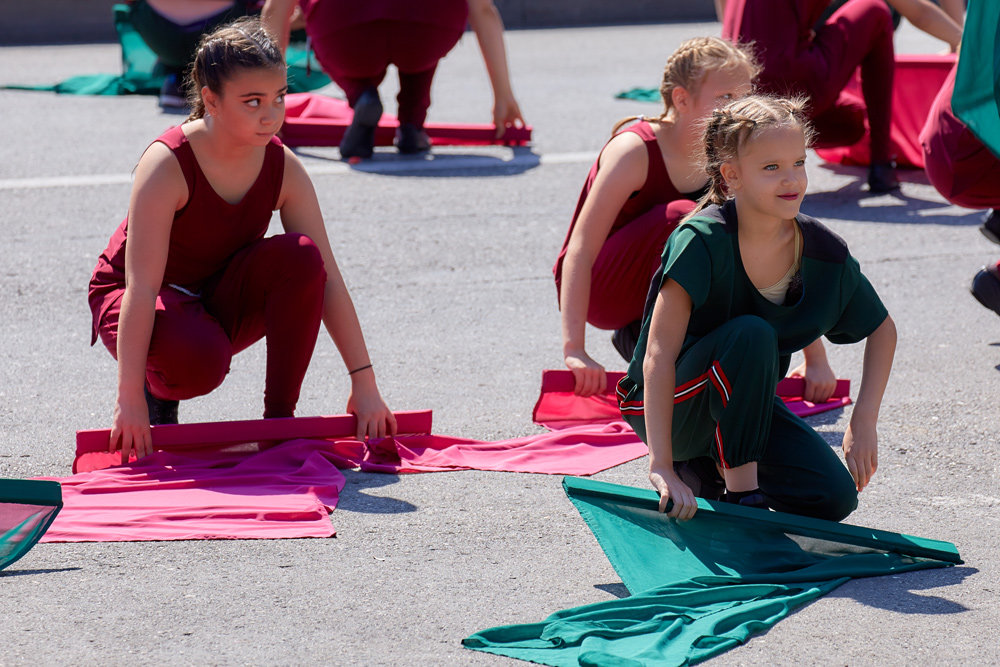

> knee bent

[
  {"left": 147, "top": 336, "right": 232, "bottom": 400},
  {"left": 271, "top": 233, "right": 326, "bottom": 283}
]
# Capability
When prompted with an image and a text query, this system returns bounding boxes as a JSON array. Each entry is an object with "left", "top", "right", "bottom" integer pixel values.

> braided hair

[
  {"left": 184, "top": 16, "right": 286, "bottom": 123},
  {"left": 684, "top": 95, "right": 815, "bottom": 220},
  {"left": 611, "top": 36, "right": 759, "bottom": 136}
]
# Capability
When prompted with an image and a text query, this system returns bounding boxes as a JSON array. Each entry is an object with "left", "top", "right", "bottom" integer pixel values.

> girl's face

[
  {"left": 721, "top": 124, "right": 808, "bottom": 223},
  {"left": 204, "top": 66, "right": 287, "bottom": 146},
  {"left": 687, "top": 67, "right": 754, "bottom": 122}
]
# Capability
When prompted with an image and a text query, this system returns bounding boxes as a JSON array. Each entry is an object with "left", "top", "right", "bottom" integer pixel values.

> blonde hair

[
  {"left": 683, "top": 95, "right": 815, "bottom": 220},
  {"left": 184, "top": 16, "right": 286, "bottom": 122},
  {"left": 611, "top": 36, "right": 760, "bottom": 136}
]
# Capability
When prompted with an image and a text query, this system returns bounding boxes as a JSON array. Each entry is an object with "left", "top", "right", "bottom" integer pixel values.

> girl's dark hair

[
  {"left": 683, "top": 95, "right": 816, "bottom": 221},
  {"left": 611, "top": 36, "right": 759, "bottom": 136},
  {"left": 184, "top": 16, "right": 286, "bottom": 122}
]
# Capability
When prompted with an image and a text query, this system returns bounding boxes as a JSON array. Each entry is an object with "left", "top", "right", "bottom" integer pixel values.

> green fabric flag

[
  {"left": 3, "top": 5, "right": 330, "bottom": 96},
  {"left": 951, "top": 0, "right": 1000, "bottom": 158},
  {"left": 615, "top": 88, "right": 661, "bottom": 103},
  {"left": 464, "top": 477, "right": 960, "bottom": 666},
  {"left": 1, "top": 479, "right": 62, "bottom": 572}
]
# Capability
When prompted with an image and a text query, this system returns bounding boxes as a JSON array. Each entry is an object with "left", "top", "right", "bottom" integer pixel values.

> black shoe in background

[
  {"left": 340, "top": 88, "right": 383, "bottom": 160},
  {"left": 395, "top": 123, "right": 431, "bottom": 154},
  {"left": 611, "top": 319, "right": 642, "bottom": 363},
  {"left": 867, "top": 161, "right": 900, "bottom": 194},
  {"left": 979, "top": 209, "right": 1000, "bottom": 245},
  {"left": 971, "top": 266, "right": 1000, "bottom": 317}
]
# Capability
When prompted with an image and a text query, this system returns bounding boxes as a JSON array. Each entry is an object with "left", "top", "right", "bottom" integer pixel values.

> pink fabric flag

[
  {"left": 42, "top": 439, "right": 346, "bottom": 542},
  {"left": 815, "top": 54, "right": 955, "bottom": 168},
  {"left": 280, "top": 93, "right": 532, "bottom": 148},
  {"left": 532, "top": 370, "right": 851, "bottom": 426}
]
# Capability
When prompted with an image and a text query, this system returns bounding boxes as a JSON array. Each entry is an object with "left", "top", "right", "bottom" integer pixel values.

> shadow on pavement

[{"left": 828, "top": 564, "right": 976, "bottom": 614}]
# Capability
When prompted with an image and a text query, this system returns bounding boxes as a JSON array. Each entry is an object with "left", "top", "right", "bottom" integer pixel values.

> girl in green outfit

[{"left": 616, "top": 95, "right": 897, "bottom": 522}]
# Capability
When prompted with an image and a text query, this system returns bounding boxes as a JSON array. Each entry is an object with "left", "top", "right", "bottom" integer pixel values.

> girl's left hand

[
  {"left": 842, "top": 420, "right": 878, "bottom": 492},
  {"left": 346, "top": 385, "right": 397, "bottom": 442}
]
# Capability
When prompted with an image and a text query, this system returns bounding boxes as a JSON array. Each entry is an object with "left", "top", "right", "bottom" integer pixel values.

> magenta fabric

[
  {"left": 532, "top": 370, "right": 851, "bottom": 428},
  {"left": 280, "top": 93, "right": 531, "bottom": 147},
  {"left": 817, "top": 54, "right": 956, "bottom": 169},
  {"left": 42, "top": 439, "right": 345, "bottom": 542}
]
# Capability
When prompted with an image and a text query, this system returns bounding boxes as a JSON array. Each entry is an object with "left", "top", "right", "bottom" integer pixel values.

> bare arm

[
  {"left": 887, "top": 0, "right": 963, "bottom": 50},
  {"left": 276, "top": 147, "right": 396, "bottom": 440},
  {"left": 261, "top": 0, "right": 296, "bottom": 53},
  {"left": 643, "top": 279, "right": 698, "bottom": 519},
  {"left": 111, "top": 142, "right": 186, "bottom": 463},
  {"left": 560, "top": 134, "right": 648, "bottom": 396},
  {"left": 842, "top": 315, "right": 897, "bottom": 491},
  {"left": 466, "top": 0, "right": 524, "bottom": 136}
]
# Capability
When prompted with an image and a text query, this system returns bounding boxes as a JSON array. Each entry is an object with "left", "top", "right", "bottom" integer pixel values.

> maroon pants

[
  {"left": 97, "top": 234, "right": 326, "bottom": 418},
  {"left": 809, "top": 0, "right": 895, "bottom": 162},
  {"left": 921, "top": 65, "right": 1000, "bottom": 210},
  {"left": 573, "top": 200, "right": 696, "bottom": 331},
  {"left": 307, "top": 19, "right": 464, "bottom": 127}
]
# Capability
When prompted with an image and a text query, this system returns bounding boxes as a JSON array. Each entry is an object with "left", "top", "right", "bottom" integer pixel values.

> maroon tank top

[
  {"left": 88, "top": 124, "right": 285, "bottom": 343},
  {"left": 553, "top": 120, "right": 704, "bottom": 285}
]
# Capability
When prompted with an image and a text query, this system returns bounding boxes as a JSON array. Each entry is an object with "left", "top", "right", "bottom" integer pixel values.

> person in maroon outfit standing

[
  {"left": 89, "top": 18, "right": 396, "bottom": 463},
  {"left": 722, "top": 0, "right": 961, "bottom": 194},
  {"left": 919, "top": 61, "right": 1000, "bottom": 319},
  {"left": 263, "top": 0, "right": 525, "bottom": 158},
  {"left": 555, "top": 37, "right": 838, "bottom": 402}
]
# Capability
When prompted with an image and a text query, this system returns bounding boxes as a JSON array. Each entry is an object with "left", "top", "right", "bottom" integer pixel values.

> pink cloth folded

[
  {"left": 280, "top": 93, "right": 531, "bottom": 148},
  {"left": 815, "top": 54, "right": 955, "bottom": 168}
]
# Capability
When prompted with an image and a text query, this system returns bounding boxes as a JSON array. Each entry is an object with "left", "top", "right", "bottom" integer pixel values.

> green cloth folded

[{"left": 464, "top": 477, "right": 960, "bottom": 666}]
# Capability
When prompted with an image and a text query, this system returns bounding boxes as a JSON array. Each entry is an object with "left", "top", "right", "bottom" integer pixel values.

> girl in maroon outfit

[
  {"left": 555, "top": 37, "right": 837, "bottom": 400},
  {"left": 89, "top": 18, "right": 396, "bottom": 463},
  {"left": 263, "top": 0, "right": 524, "bottom": 158}
]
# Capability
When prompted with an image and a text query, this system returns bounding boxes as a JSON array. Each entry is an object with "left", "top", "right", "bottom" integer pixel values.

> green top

[{"left": 625, "top": 200, "right": 888, "bottom": 387}]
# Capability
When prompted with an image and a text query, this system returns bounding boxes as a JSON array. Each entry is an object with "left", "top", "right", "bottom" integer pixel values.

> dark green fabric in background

[
  {"left": 464, "top": 478, "right": 960, "bottom": 666},
  {"left": 3, "top": 5, "right": 330, "bottom": 97},
  {"left": 949, "top": 0, "right": 1000, "bottom": 159},
  {"left": 1, "top": 479, "right": 62, "bottom": 572}
]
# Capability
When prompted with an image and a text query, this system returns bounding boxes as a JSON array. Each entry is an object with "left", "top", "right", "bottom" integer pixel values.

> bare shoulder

[
  {"left": 132, "top": 139, "right": 187, "bottom": 210},
  {"left": 276, "top": 144, "right": 318, "bottom": 211}
]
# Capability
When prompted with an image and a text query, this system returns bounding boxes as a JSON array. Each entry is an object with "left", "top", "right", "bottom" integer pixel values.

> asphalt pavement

[{"left": 1, "top": 20, "right": 998, "bottom": 666}]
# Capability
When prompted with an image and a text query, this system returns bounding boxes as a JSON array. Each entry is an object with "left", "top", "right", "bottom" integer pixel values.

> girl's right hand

[
  {"left": 649, "top": 464, "right": 697, "bottom": 520},
  {"left": 564, "top": 349, "right": 607, "bottom": 397},
  {"left": 109, "top": 389, "right": 153, "bottom": 465}
]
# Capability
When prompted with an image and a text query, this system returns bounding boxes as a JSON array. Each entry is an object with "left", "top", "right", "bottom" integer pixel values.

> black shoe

[
  {"left": 979, "top": 210, "right": 1000, "bottom": 245},
  {"left": 867, "top": 161, "right": 900, "bottom": 194},
  {"left": 611, "top": 320, "right": 642, "bottom": 363},
  {"left": 340, "top": 88, "right": 382, "bottom": 160},
  {"left": 158, "top": 73, "right": 187, "bottom": 110},
  {"left": 971, "top": 266, "right": 1000, "bottom": 317},
  {"left": 721, "top": 488, "right": 769, "bottom": 510},
  {"left": 395, "top": 123, "right": 431, "bottom": 154},
  {"left": 144, "top": 385, "right": 179, "bottom": 425},
  {"left": 673, "top": 457, "right": 725, "bottom": 501}
]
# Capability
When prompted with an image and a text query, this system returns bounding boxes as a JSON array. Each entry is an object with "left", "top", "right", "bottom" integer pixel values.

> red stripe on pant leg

[
  {"left": 676, "top": 371, "right": 711, "bottom": 393},
  {"left": 713, "top": 361, "right": 733, "bottom": 396},
  {"left": 715, "top": 425, "right": 729, "bottom": 469}
]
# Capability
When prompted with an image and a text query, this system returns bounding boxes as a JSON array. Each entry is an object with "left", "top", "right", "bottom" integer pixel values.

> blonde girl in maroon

[{"left": 555, "top": 37, "right": 837, "bottom": 402}]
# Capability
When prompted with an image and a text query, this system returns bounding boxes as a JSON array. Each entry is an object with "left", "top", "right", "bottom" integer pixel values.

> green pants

[{"left": 622, "top": 315, "right": 857, "bottom": 521}]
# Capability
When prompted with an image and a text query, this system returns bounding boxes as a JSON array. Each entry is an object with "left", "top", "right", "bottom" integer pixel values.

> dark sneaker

[
  {"left": 721, "top": 488, "right": 769, "bottom": 510},
  {"left": 340, "top": 87, "right": 383, "bottom": 160},
  {"left": 395, "top": 123, "right": 431, "bottom": 154},
  {"left": 979, "top": 209, "right": 1000, "bottom": 245},
  {"left": 144, "top": 385, "right": 179, "bottom": 425},
  {"left": 867, "top": 161, "right": 900, "bottom": 194},
  {"left": 611, "top": 320, "right": 642, "bottom": 363},
  {"left": 971, "top": 266, "right": 1000, "bottom": 317},
  {"left": 158, "top": 73, "right": 187, "bottom": 110},
  {"left": 673, "top": 457, "right": 725, "bottom": 501}
]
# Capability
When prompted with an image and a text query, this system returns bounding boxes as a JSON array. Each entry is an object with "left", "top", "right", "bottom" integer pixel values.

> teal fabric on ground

[
  {"left": 1, "top": 479, "right": 62, "bottom": 572},
  {"left": 952, "top": 0, "right": 1000, "bottom": 158},
  {"left": 615, "top": 88, "right": 661, "bottom": 103},
  {"left": 464, "top": 478, "right": 960, "bottom": 666},
  {"left": 2, "top": 5, "right": 329, "bottom": 96}
]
